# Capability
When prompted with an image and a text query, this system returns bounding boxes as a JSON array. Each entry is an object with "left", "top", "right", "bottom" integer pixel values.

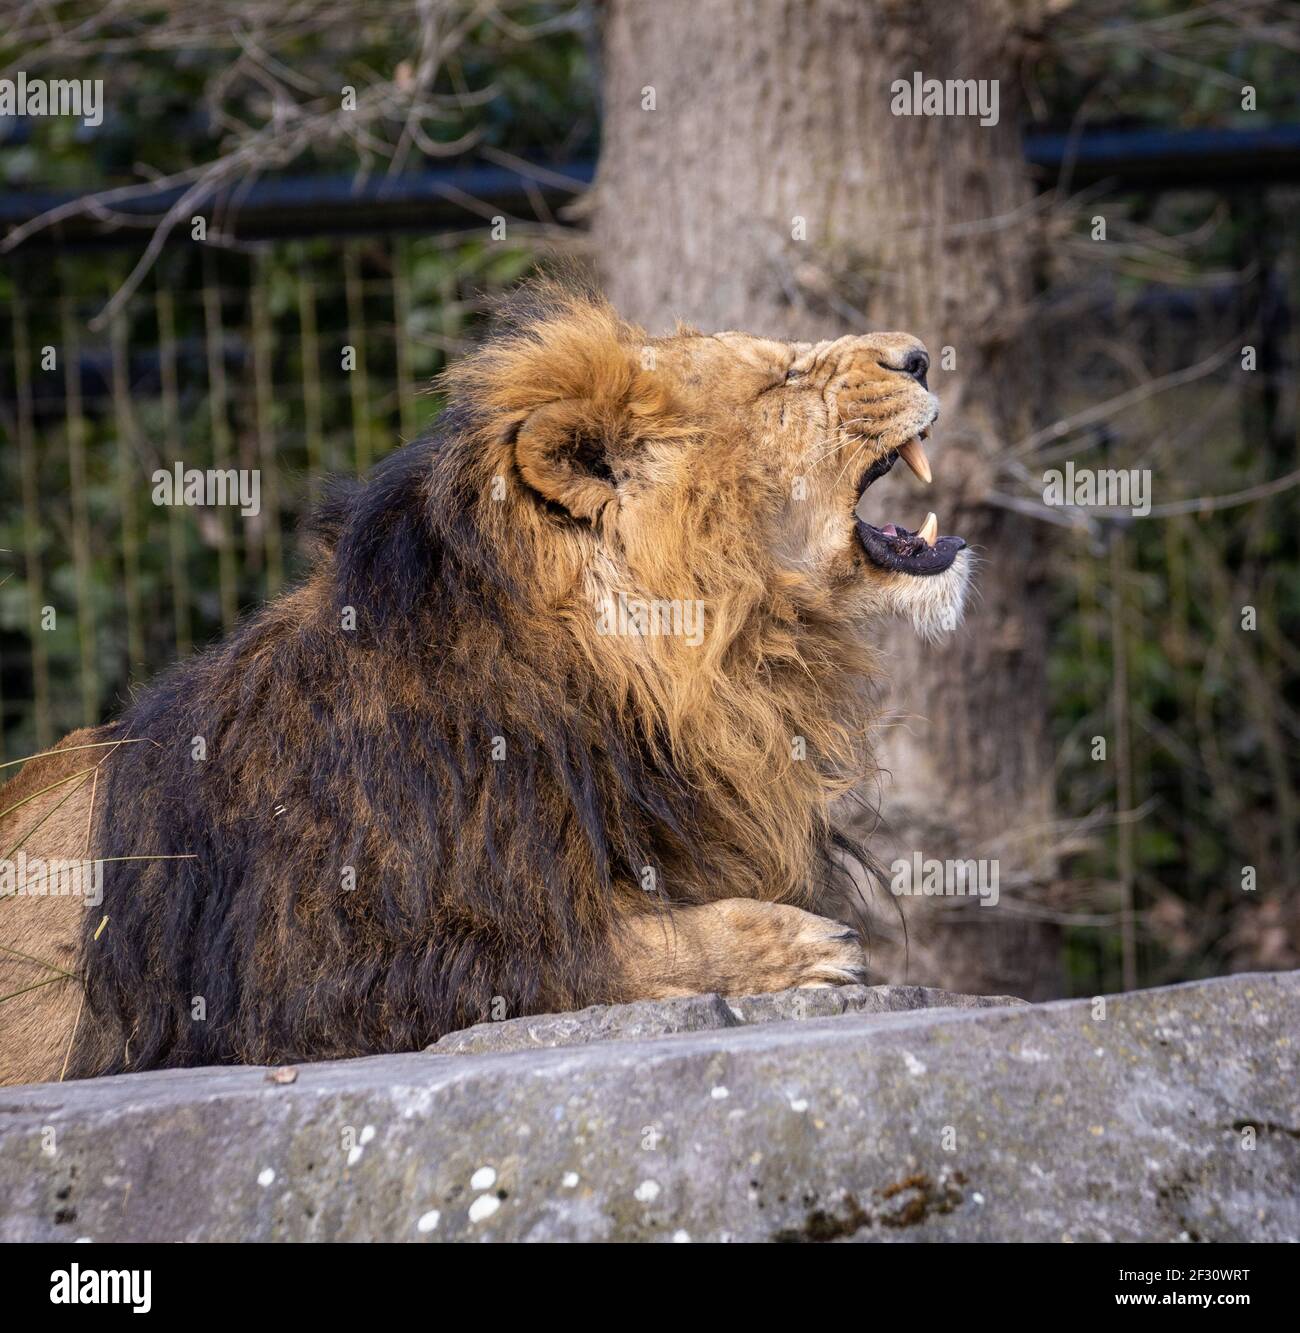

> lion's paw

[{"left": 707, "top": 899, "right": 869, "bottom": 995}]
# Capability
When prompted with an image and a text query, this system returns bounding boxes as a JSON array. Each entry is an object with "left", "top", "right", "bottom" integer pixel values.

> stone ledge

[
  {"left": 0, "top": 971, "right": 1294, "bottom": 1242},
  {"left": 427, "top": 983, "right": 1027, "bottom": 1054}
]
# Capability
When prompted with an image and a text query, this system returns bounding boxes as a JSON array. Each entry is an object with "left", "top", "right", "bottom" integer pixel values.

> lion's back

[{"left": 0, "top": 726, "right": 114, "bottom": 1085}]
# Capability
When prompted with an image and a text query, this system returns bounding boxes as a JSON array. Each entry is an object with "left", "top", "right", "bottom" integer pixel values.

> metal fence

[{"left": 1, "top": 233, "right": 535, "bottom": 757}]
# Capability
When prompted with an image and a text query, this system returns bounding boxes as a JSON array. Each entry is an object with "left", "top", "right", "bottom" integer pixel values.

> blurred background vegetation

[{"left": 1, "top": 0, "right": 1296, "bottom": 996}]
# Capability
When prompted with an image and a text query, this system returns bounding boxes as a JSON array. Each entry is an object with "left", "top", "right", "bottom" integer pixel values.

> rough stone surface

[
  {"left": 428, "top": 983, "right": 1027, "bottom": 1055},
  {"left": 0, "top": 972, "right": 1295, "bottom": 1242}
]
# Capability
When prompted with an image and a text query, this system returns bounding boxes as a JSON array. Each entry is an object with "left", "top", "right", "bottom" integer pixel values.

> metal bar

[
  {"left": 250, "top": 252, "right": 283, "bottom": 595},
  {"left": 201, "top": 253, "right": 239, "bottom": 630},
  {"left": 296, "top": 246, "right": 325, "bottom": 496},
  {"left": 109, "top": 302, "right": 145, "bottom": 676},
  {"left": 11, "top": 288, "right": 51, "bottom": 748},
  {"left": 155, "top": 282, "right": 192, "bottom": 660},
  {"left": 60, "top": 286, "right": 99, "bottom": 724},
  {"left": 3, "top": 127, "right": 1300, "bottom": 253},
  {"left": 343, "top": 242, "right": 372, "bottom": 476}
]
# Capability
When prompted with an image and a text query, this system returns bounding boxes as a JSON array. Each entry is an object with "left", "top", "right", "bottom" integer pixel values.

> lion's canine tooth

[
  {"left": 898, "top": 438, "right": 932, "bottom": 484},
  {"left": 917, "top": 512, "right": 938, "bottom": 546}
]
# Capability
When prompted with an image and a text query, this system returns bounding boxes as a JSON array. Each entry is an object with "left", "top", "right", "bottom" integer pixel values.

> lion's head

[{"left": 444, "top": 284, "right": 970, "bottom": 661}]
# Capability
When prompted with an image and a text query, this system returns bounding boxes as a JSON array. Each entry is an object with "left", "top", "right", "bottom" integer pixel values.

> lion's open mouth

[{"left": 853, "top": 431, "right": 967, "bottom": 577}]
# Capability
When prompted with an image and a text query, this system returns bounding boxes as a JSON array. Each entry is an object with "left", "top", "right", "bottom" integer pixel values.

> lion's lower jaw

[{"left": 882, "top": 549, "right": 973, "bottom": 642}]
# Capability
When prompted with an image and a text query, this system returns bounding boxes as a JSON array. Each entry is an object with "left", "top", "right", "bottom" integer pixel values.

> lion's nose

[{"left": 897, "top": 349, "right": 930, "bottom": 386}]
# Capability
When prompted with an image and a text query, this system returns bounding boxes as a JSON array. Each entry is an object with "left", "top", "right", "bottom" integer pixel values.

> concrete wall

[{"left": 0, "top": 972, "right": 1294, "bottom": 1242}]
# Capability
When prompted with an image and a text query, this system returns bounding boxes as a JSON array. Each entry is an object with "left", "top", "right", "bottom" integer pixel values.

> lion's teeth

[
  {"left": 898, "top": 438, "right": 932, "bottom": 484},
  {"left": 917, "top": 512, "right": 938, "bottom": 546}
]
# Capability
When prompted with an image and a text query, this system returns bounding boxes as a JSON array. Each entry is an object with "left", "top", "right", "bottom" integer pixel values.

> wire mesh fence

[{"left": 0, "top": 234, "right": 532, "bottom": 757}]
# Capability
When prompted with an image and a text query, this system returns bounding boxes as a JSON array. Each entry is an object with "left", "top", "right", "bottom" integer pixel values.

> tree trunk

[{"left": 592, "top": 0, "right": 1062, "bottom": 997}]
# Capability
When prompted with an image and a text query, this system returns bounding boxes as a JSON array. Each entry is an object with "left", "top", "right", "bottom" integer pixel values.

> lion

[{"left": 0, "top": 281, "right": 970, "bottom": 1085}]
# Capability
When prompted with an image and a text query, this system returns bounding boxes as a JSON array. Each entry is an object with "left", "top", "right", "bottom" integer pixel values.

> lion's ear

[{"left": 513, "top": 398, "right": 620, "bottom": 522}]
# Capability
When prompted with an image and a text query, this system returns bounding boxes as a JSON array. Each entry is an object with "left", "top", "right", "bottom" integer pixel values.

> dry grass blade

[
  {"left": 0, "top": 942, "right": 78, "bottom": 980},
  {"left": 1, "top": 768, "right": 96, "bottom": 859},
  {"left": 0, "top": 975, "right": 66, "bottom": 1005},
  {"left": 0, "top": 737, "right": 160, "bottom": 772}
]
